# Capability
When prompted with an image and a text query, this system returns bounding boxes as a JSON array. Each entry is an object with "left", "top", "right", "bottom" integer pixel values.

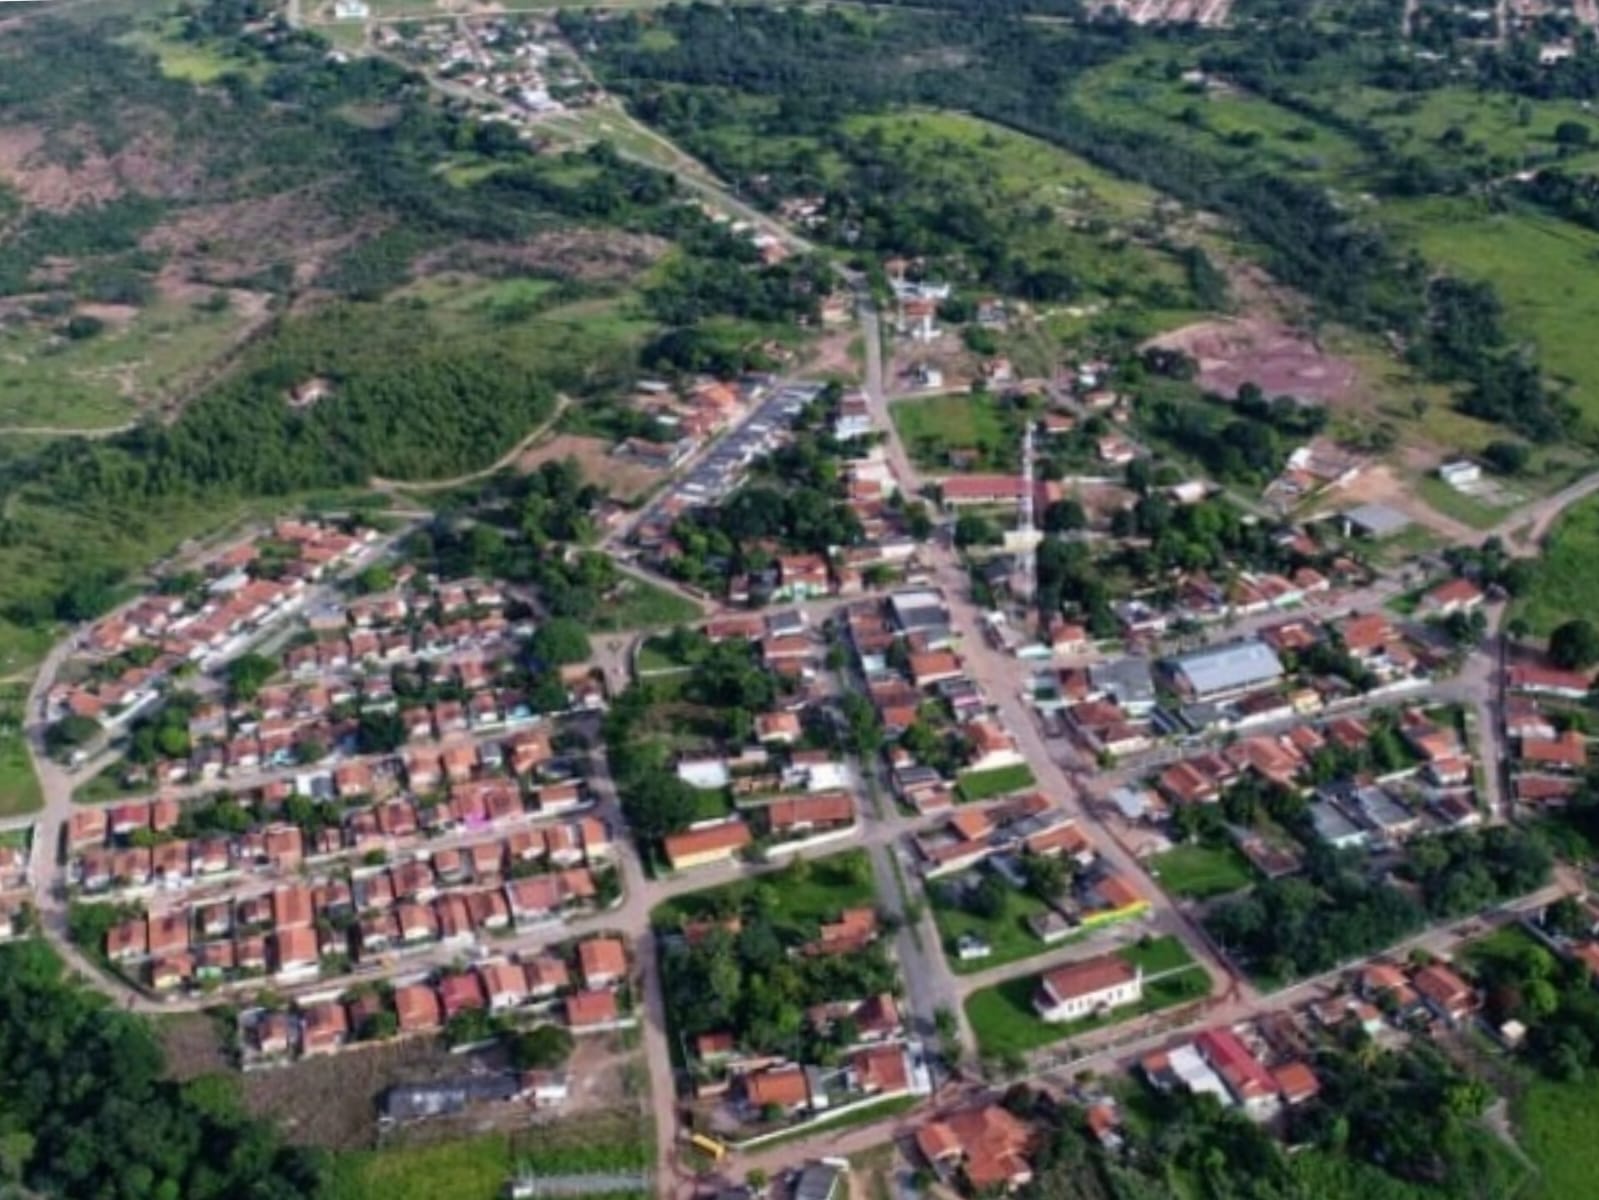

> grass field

[
  {"left": 955, "top": 763, "right": 1036, "bottom": 803},
  {"left": 738, "top": 1094, "right": 917, "bottom": 1150},
  {"left": 964, "top": 936, "right": 1209, "bottom": 1060},
  {"left": 1147, "top": 842, "right": 1254, "bottom": 900},
  {"left": 592, "top": 578, "right": 701, "bottom": 632},
  {"left": 0, "top": 684, "right": 41, "bottom": 819},
  {"left": 1512, "top": 492, "right": 1599, "bottom": 636},
  {"left": 328, "top": 1115, "right": 652, "bottom": 1200},
  {"left": 891, "top": 393, "right": 1025, "bottom": 473},
  {"left": 930, "top": 872, "right": 1063, "bottom": 975},
  {"left": 652, "top": 850, "right": 877, "bottom": 930},
  {"left": 1386, "top": 198, "right": 1599, "bottom": 429},
  {"left": 0, "top": 298, "right": 258, "bottom": 431},
  {"left": 1515, "top": 1074, "right": 1599, "bottom": 1200}
]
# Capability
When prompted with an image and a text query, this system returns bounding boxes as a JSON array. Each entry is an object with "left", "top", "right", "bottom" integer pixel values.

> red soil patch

[{"left": 1149, "top": 317, "right": 1359, "bottom": 403}]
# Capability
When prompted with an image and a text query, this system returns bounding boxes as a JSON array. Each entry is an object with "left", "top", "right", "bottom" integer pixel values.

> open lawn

[
  {"left": 653, "top": 850, "right": 876, "bottom": 930},
  {"left": 891, "top": 392, "right": 1024, "bottom": 473},
  {"left": 930, "top": 873, "right": 1062, "bottom": 976},
  {"left": 964, "top": 936, "right": 1209, "bottom": 1060},
  {"left": 737, "top": 1094, "right": 917, "bottom": 1150},
  {"left": 1515, "top": 1073, "right": 1599, "bottom": 1200},
  {"left": 1512, "top": 492, "right": 1599, "bottom": 636},
  {"left": 592, "top": 577, "right": 701, "bottom": 632},
  {"left": 955, "top": 763, "right": 1036, "bottom": 803},
  {"left": 1147, "top": 842, "right": 1254, "bottom": 900}
]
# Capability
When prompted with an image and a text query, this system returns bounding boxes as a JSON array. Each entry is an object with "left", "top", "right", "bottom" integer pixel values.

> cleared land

[
  {"left": 653, "top": 851, "right": 877, "bottom": 929},
  {"left": 1515, "top": 1074, "right": 1599, "bottom": 1200},
  {"left": 515, "top": 433, "right": 664, "bottom": 503}
]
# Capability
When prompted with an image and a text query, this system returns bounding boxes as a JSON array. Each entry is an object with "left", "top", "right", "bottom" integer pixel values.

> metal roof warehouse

[{"left": 1165, "top": 640, "right": 1285, "bottom": 702}]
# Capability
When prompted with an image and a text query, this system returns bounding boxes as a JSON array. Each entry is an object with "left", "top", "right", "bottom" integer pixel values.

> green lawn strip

[
  {"left": 955, "top": 764, "right": 1036, "bottom": 803},
  {"left": 1146, "top": 842, "right": 1255, "bottom": 901},
  {"left": 636, "top": 637, "right": 694, "bottom": 675},
  {"left": 890, "top": 392, "right": 1023, "bottom": 473},
  {"left": 0, "top": 684, "right": 41, "bottom": 818},
  {"left": 651, "top": 850, "right": 878, "bottom": 929},
  {"left": 930, "top": 878, "right": 1065, "bottom": 976},
  {"left": 964, "top": 937, "right": 1209, "bottom": 1059},
  {"left": 734, "top": 1094, "right": 918, "bottom": 1151},
  {"left": 1512, "top": 492, "right": 1599, "bottom": 636}
]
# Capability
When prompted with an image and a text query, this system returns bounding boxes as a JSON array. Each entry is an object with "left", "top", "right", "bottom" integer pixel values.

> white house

[{"left": 1034, "top": 953, "right": 1143, "bottom": 1023}]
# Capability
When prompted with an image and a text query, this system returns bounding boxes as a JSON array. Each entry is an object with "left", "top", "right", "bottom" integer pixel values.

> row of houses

[{"left": 241, "top": 936, "right": 632, "bottom": 1064}]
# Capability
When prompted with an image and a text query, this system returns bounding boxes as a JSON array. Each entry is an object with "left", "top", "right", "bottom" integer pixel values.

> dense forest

[{"left": 0, "top": 939, "right": 331, "bottom": 1200}]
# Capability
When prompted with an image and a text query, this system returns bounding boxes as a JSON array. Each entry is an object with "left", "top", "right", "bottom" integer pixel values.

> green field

[
  {"left": 652, "top": 850, "right": 877, "bottom": 929},
  {"left": 1387, "top": 198, "right": 1599, "bottom": 429},
  {"left": 592, "top": 577, "right": 701, "bottom": 632},
  {"left": 964, "top": 936, "right": 1209, "bottom": 1060},
  {"left": 891, "top": 393, "right": 1025, "bottom": 473},
  {"left": 1147, "top": 842, "right": 1254, "bottom": 900},
  {"left": 0, "top": 298, "right": 257, "bottom": 431},
  {"left": 955, "top": 763, "right": 1037, "bottom": 803},
  {"left": 1512, "top": 493, "right": 1599, "bottom": 636},
  {"left": 328, "top": 1117, "right": 652, "bottom": 1200},
  {"left": 0, "top": 684, "right": 41, "bottom": 818},
  {"left": 929, "top": 872, "right": 1064, "bottom": 975},
  {"left": 1515, "top": 1074, "right": 1599, "bottom": 1200},
  {"left": 737, "top": 1094, "right": 917, "bottom": 1150}
]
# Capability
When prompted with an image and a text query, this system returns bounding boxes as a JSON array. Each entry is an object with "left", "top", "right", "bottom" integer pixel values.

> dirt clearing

[
  {"left": 517, "top": 433, "right": 664, "bottom": 502},
  {"left": 1150, "top": 317, "right": 1360, "bottom": 403}
]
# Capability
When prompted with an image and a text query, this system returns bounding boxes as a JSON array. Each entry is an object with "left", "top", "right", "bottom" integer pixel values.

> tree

[
  {"left": 1550, "top": 618, "right": 1599, "bottom": 670},
  {"left": 1482, "top": 440, "right": 1529, "bottom": 474},
  {"left": 512, "top": 1024, "right": 574, "bottom": 1069},
  {"left": 954, "top": 513, "right": 999, "bottom": 548},
  {"left": 1556, "top": 120, "right": 1593, "bottom": 148},
  {"left": 44, "top": 714, "right": 100, "bottom": 757},
  {"left": 226, "top": 652, "right": 277, "bottom": 701},
  {"left": 530, "top": 617, "right": 591, "bottom": 666}
]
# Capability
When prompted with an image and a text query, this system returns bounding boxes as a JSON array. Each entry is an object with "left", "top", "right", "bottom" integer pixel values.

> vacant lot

[
  {"left": 591, "top": 577, "right": 700, "bottom": 632},
  {"left": 516, "top": 433, "right": 663, "bottom": 504},
  {"left": 929, "top": 872, "right": 1063, "bottom": 976},
  {"left": 1512, "top": 493, "right": 1599, "bottom": 636},
  {"left": 1148, "top": 317, "right": 1360, "bottom": 404},
  {"left": 955, "top": 764, "right": 1036, "bottom": 803},
  {"left": 653, "top": 851, "right": 877, "bottom": 930},
  {"left": 964, "top": 936, "right": 1210, "bottom": 1059},
  {"left": 1147, "top": 842, "right": 1254, "bottom": 900},
  {"left": 891, "top": 392, "right": 1025, "bottom": 473}
]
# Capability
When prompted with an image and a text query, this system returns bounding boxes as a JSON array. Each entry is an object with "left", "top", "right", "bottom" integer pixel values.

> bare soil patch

[
  {"left": 141, "top": 186, "right": 366, "bottom": 288},
  {"left": 425, "top": 229, "right": 669, "bottom": 284},
  {"left": 1149, "top": 316, "right": 1360, "bottom": 403},
  {"left": 1332, "top": 461, "right": 1476, "bottom": 542},
  {"left": 517, "top": 432, "right": 664, "bottom": 502},
  {"left": 160, "top": 1012, "right": 232, "bottom": 1082},
  {"left": 0, "top": 120, "right": 198, "bottom": 213}
]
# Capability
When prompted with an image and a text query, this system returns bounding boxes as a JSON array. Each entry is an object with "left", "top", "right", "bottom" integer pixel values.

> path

[{"left": 0, "top": 422, "right": 137, "bottom": 439}]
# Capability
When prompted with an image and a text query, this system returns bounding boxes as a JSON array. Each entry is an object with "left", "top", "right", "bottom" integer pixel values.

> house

[
  {"left": 1508, "top": 664, "right": 1591, "bottom": 700},
  {"left": 438, "top": 971, "right": 488, "bottom": 1019},
  {"left": 394, "top": 984, "right": 443, "bottom": 1034},
  {"left": 744, "top": 1065, "right": 812, "bottom": 1116},
  {"left": 776, "top": 554, "right": 831, "bottom": 601},
  {"left": 480, "top": 961, "right": 531, "bottom": 1012},
  {"left": 764, "top": 792, "right": 855, "bottom": 838},
  {"left": 300, "top": 1002, "right": 349, "bottom": 1057},
  {"left": 272, "top": 926, "right": 320, "bottom": 978},
  {"left": 1412, "top": 962, "right": 1478, "bottom": 1025},
  {"left": 964, "top": 718, "right": 1025, "bottom": 772},
  {"left": 663, "top": 819, "right": 752, "bottom": 871},
  {"left": 1195, "top": 1028, "right": 1280, "bottom": 1120},
  {"left": 851, "top": 1044, "right": 911, "bottom": 1097},
  {"left": 565, "top": 988, "right": 620, "bottom": 1031},
  {"left": 1522, "top": 731, "right": 1587, "bottom": 772},
  {"left": 578, "top": 937, "right": 628, "bottom": 989},
  {"left": 916, "top": 1104, "right": 1035, "bottom": 1192},
  {"left": 1034, "top": 953, "right": 1143, "bottom": 1023},
  {"left": 755, "top": 711, "right": 803, "bottom": 745},
  {"left": 1420, "top": 578, "right": 1485, "bottom": 617}
]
